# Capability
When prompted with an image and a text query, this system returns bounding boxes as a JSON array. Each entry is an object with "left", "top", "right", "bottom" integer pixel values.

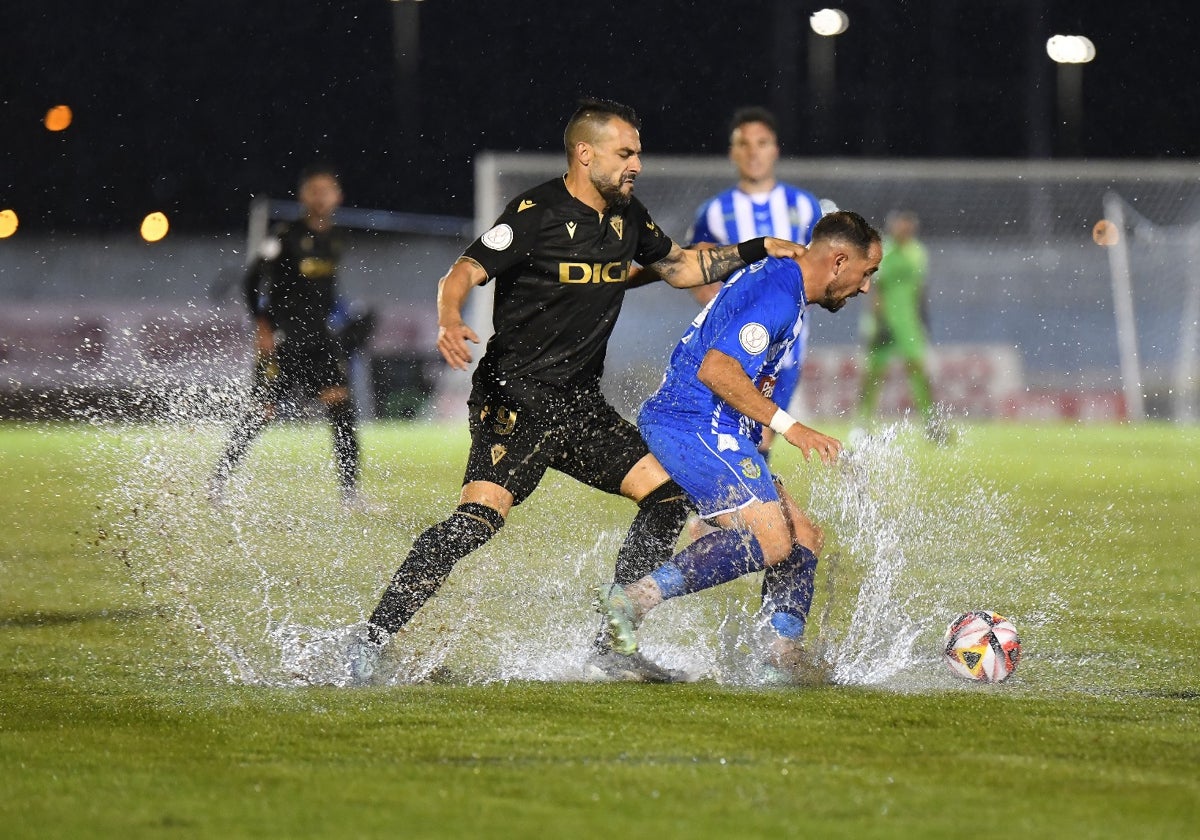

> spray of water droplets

[
  {"left": 94, "top": 392, "right": 1088, "bottom": 691},
  {"left": 803, "top": 424, "right": 1066, "bottom": 689}
]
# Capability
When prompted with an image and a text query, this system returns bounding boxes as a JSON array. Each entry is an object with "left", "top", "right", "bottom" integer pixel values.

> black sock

[
  {"left": 213, "top": 405, "right": 269, "bottom": 483},
  {"left": 593, "top": 481, "right": 692, "bottom": 655},
  {"left": 367, "top": 502, "right": 505, "bottom": 643},
  {"left": 326, "top": 399, "right": 359, "bottom": 492},
  {"left": 613, "top": 480, "right": 693, "bottom": 585}
]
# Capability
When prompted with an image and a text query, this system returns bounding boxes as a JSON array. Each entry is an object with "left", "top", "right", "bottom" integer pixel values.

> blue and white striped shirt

[
  {"left": 686, "top": 183, "right": 827, "bottom": 409},
  {"left": 688, "top": 183, "right": 824, "bottom": 246}
]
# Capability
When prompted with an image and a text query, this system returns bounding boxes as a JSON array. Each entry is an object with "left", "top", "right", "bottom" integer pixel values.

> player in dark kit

[
  {"left": 208, "top": 165, "right": 371, "bottom": 510},
  {"left": 349, "top": 98, "right": 804, "bottom": 683}
]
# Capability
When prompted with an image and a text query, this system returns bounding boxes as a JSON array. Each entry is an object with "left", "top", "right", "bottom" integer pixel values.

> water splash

[
  {"left": 804, "top": 423, "right": 1065, "bottom": 690},
  {"left": 95, "top": 403, "right": 1076, "bottom": 691}
]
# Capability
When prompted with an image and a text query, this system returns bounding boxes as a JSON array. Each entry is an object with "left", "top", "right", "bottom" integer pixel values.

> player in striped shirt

[{"left": 687, "top": 107, "right": 832, "bottom": 457}]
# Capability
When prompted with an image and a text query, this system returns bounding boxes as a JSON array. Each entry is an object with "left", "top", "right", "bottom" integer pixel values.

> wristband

[
  {"left": 736, "top": 237, "right": 768, "bottom": 265},
  {"left": 769, "top": 408, "right": 797, "bottom": 435}
]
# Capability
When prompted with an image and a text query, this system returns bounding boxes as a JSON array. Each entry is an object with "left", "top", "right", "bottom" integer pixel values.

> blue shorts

[{"left": 640, "top": 420, "right": 779, "bottom": 519}]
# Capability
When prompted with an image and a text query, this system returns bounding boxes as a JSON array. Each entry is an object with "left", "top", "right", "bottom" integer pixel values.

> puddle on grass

[{"left": 93, "top": 410, "right": 1113, "bottom": 694}]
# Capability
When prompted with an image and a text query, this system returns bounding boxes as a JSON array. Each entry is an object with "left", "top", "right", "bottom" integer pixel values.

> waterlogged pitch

[{"left": 2, "top": 420, "right": 1197, "bottom": 837}]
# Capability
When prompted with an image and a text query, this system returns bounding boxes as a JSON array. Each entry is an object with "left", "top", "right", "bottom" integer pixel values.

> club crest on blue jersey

[{"left": 739, "top": 322, "right": 770, "bottom": 355}]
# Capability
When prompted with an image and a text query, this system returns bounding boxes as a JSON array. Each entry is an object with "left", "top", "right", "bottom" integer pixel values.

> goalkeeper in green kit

[{"left": 857, "top": 210, "right": 943, "bottom": 440}]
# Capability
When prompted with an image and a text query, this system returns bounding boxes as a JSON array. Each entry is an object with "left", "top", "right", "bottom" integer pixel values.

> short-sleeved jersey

[
  {"left": 640, "top": 256, "right": 807, "bottom": 440},
  {"left": 687, "top": 183, "right": 824, "bottom": 247},
  {"left": 687, "top": 183, "right": 824, "bottom": 412},
  {"left": 461, "top": 177, "right": 673, "bottom": 403},
  {"left": 875, "top": 236, "right": 928, "bottom": 325},
  {"left": 244, "top": 220, "right": 343, "bottom": 344}
]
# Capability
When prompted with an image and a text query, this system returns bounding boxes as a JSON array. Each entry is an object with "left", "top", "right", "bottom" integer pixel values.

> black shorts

[
  {"left": 464, "top": 384, "right": 650, "bottom": 506},
  {"left": 254, "top": 337, "right": 349, "bottom": 405}
]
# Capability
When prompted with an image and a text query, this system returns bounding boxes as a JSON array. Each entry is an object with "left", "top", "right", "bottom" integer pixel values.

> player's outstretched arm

[
  {"left": 698, "top": 348, "right": 841, "bottom": 465},
  {"left": 436, "top": 258, "right": 487, "bottom": 370},
  {"left": 625, "top": 242, "right": 716, "bottom": 290},
  {"left": 647, "top": 237, "right": 805, "bottom": 289}
]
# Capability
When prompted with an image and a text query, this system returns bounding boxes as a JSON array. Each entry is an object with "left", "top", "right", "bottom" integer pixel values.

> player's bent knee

[
  {"left": 784, "top": 505, "right": 824, "bottom": 554},
  {"left": 755, "top": 524, "right": 797, "bottom": 567},
  {"left": 619, "top": 454, "right": 672, "bottom": 500},
  {"left": 459, "top": 481, "right": 514, "bottom": 519},
  {"left": 797, "top": 522, "right": 825, "bottom": 554}
]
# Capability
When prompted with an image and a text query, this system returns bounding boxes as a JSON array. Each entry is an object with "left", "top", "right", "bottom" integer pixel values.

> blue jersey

[
  {"left": 640, "top": 256, "right": 807, "bottom": 440},
  {"left": 638, "top": 256, "right": 808, "bottom": 518},
  {"left": 687, "top": 183, "right": 824, "bottom": 412}
]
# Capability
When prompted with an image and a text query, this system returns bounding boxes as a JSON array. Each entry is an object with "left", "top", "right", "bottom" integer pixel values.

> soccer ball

[{"left": 942, "top": 611, "right": 1021, "bottom": 683}]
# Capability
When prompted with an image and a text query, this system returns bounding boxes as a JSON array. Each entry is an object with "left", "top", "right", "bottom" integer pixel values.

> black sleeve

[
  {"left": 460, "top": 198, "right": 543, "bottom": 283},
  {"left": 633, "top": 201, "right": 674, "bottom": 266},
  {"left": 244, "top": 224, "right": 286, "bottom": 319}
]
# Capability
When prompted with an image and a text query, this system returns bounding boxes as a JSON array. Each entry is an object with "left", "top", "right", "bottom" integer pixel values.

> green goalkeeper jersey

[{"left": 874, "top": 235, "right": 928, "bottom": 339}]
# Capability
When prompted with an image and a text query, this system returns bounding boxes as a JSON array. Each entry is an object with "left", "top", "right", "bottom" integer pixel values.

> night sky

[{"left": 6, "top": 0, "right": 1199, "bottom": 233}]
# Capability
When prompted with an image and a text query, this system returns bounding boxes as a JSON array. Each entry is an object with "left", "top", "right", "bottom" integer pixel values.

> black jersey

[
  {"left": 461, "top": 177, "right": 673, "bottom": 402},
  {"left": 244, "top": 220, "right": 344, "bottom": 344}
]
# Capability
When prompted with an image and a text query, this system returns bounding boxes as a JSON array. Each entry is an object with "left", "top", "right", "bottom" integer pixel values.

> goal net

[
  {"left": 1100, "top": 191, "right": 1200, "bottom": 421},
  {"left": 468, "top": 154, "right": 1200, "bottom": 422}
]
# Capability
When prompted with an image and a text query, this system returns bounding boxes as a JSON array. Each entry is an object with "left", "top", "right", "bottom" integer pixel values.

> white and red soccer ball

[{"left": 943, "top": 611, "right": 1022, "bottom": 683}]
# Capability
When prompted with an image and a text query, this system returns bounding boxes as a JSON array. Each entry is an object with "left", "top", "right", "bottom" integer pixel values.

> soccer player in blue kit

[
  {"left": 596, "top": 211, "right": 882, "bottom": 683},
  {"left": 688, "top": 107, "right": 832, "bottom": 456}
]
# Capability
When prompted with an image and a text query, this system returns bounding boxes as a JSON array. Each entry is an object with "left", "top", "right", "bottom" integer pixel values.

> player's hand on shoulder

[
  {"left": 763, "top": 237, "right": 806, "bottom": 260},
  {"left": 437, "top": 321, "right": 480, "bottom": 370},
  {"left": 783, "top": 423, "right": 842, "bottom": 465}
]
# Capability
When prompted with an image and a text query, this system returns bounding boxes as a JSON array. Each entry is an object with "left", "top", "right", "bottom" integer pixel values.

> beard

[
  {"left": 593, "top": 173, "right": 634, "bottom": 211},
  {"left": 815, "top": 285, "right": 854, "bottom": 312}
]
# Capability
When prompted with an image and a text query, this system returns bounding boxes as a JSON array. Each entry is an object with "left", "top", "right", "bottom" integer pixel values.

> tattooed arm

[{"left": 646, "top": 237, "right": 806, "bottom": 289}]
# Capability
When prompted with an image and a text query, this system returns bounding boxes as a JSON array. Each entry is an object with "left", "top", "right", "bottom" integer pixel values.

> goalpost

[{"left": 1102, "top": 191, "right": 1200, "bottom": 422}]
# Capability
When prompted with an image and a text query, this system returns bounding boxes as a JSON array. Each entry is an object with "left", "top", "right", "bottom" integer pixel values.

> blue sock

[
  {"left": 649, "top": 529, "right": 767, "bottom": 600},
  {"left": 761, "top": 544, "right": 819, "bottom": 640}
]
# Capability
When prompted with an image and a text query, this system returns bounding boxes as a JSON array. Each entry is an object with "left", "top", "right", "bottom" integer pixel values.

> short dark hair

[
  {"left": 730, "top": 106, "right": 778, "bottom": 138},
  {"left": 811, "top": 210, "right": 881, "bottom": 254},
  {"left": 298, "top": 162, "right": 340, "bottom": 188},
  {"left": 564, "top": 97, "right": 641, "bottom": 154}
]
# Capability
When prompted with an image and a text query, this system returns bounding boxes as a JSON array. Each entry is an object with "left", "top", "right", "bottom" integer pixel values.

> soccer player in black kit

[
  {"left": 208, "top": 165, "right": 369, "bottom": 509},
  {"left": 349, "top": 99, "right": 804, "bottom": 682}
]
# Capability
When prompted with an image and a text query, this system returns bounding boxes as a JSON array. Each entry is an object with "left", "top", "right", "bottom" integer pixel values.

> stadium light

[
  {"left": 1046, "top": 35, "right": 1096, "bottom": 64},
  {"left": 1047, "top": 35, "right": 1095, "bottom": 156},
  {"left": 810, "top": 9, "right": 849, "bottom": 37},
  {"left": 44, "top": 104, "right": 73, "bottom": 132},
  {"left": 140, "top": 212, "right": 170, "bottom": 243},
  {"left": 0, "top": 209, "right": 18, "bottom": 239},
  {"left": 807, "top": 10, "right": 847, "bottom": 147}
]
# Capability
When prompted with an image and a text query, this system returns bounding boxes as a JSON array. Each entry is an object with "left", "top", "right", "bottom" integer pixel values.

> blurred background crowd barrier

[{"left": 3, "top": 156, "right": 1197, "bottom": 423}]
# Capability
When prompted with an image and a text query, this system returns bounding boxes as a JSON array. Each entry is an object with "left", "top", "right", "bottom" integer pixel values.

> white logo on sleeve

[
  {"left": 481, "top": 223, "right": 514, "bottom": 251},
  {"left": 739, "top": 323, "right": 770, "bottom": 355}
]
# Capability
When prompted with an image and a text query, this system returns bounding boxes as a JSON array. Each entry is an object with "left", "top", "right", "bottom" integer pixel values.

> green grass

[{"left": 2, "top": 420, "right": 1198, "bottom": 838}]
